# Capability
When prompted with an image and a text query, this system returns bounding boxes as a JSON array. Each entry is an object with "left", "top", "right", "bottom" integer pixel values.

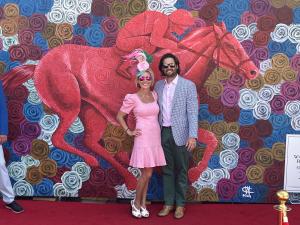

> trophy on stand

[{"left": 274, "top": 190, "right": 292, "bottom": 225}]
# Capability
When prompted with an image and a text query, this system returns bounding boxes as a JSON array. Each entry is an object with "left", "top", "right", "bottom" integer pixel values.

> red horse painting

[{"left": 1, "top": 20, "right": 258, "bottom": 189}]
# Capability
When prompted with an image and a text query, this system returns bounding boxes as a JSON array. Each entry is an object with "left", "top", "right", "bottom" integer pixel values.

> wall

[{"left": 1, "top": 0, "right": 300, "bottom": 203}]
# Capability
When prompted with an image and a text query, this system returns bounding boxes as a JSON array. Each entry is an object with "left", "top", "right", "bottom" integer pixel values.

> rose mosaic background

[{"left": 1, "top": 0, "right": 300, "bottom": 203}]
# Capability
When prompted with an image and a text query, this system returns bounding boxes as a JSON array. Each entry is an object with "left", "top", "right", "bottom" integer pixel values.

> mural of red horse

[{"left": 0, "top": 20, "right": 258, "bottom": 189}]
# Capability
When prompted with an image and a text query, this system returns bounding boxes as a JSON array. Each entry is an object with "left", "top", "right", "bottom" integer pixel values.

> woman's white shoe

[
  {"left": 140, "top": 206, "right": 149, "bottom": 217},
  {"left": 131, "top": 200, "right": 141, "bottom": 218}
]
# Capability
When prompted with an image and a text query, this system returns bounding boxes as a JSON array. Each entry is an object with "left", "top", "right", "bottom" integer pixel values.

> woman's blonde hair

[{"left": 135, "top": 68, "right": 155, "bottom": 88}]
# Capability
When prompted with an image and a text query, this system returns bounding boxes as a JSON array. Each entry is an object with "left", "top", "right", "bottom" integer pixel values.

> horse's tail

[{"left": 0, "top": 65, "right": 36, "bottom": 92}]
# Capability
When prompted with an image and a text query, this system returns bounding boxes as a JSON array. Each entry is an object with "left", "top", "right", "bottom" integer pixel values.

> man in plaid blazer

[{"left": 154, "top": 53, "right": 198, "bottom": 219}]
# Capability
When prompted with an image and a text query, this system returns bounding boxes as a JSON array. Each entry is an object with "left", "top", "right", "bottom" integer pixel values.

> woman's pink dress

[{"left": 120, "top": 92, "right": 166, "bottom": 168}]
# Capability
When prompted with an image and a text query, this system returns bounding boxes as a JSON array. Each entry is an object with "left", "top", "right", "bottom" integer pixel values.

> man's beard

[{"left": 163, "top": 69, "right": 177, "bottom": 77}]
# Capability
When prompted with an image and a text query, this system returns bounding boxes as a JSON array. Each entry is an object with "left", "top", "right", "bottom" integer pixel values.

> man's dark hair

[{"left": 159, "top": 53, "right": 181, "bottom": 75}]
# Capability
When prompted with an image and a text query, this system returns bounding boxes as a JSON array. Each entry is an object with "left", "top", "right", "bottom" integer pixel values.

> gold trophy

[{"left": 273, "top": 190, "right": 291, "bottom": 225}]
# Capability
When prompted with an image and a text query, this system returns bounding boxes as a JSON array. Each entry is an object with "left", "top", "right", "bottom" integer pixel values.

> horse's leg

[
  {"left": 188, "top": 128, "right": 218, "bottom": 183},
  {"left": 51, "top": 114, "right": 99, "bottom": 167},
  {"left": 36, "top": 70, "right": 99, "bottom": 167},
  {"left": 79, "top": 103, "right": 137, "bottom": 190}
]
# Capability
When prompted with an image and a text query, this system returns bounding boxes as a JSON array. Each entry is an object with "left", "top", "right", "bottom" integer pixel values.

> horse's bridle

[{"left": 213, "top": 30, "right": 253, "bottom": 76}]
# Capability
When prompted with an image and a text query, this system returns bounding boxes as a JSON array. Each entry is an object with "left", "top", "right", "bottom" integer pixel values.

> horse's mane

[{"left": 179, "top": 25, "right": 216, "bottom": 55}]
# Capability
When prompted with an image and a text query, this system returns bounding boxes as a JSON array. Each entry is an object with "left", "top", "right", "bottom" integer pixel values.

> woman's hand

[{"left": 127, "top": 128, "right": 142, "bottom": 137}]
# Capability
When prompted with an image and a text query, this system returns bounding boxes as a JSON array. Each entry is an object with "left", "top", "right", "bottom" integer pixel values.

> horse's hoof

[
  {"left": 188, "top": 167, "right": 201, "bottom": 183},
  {"left": 188, "top": 163, "right": 208, "bottom": 183},
  {"left": 125, "top": 176, "right": 137, "bottom": 191},
  {"left": 85, "top": 156, "right": 99, "bottom": 167}
]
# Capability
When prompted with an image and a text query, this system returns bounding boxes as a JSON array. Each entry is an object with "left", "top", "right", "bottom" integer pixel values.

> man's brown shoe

[
  {"left": 157, "top": 205, "right": 174, "bottom": 217},
  {"left": 174, "top": 206, "right": 185, "bottom": 219}
]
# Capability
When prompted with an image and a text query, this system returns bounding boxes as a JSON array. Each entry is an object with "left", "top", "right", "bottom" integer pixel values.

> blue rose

[
  {"left": 293, "top": 8, "right": 300, "bottom": 24},
  {"left": 272, "top": 130, "right": 286, "bottom": 142},
  {"left": 269, "top": 114, "right": 290, "bottom": 129},
  {"left": 233, "top": 0, "right": 249, "bottom": 13},
  {"left": 2, "top": 0, "right": 20, "bottom": 4},
  {"left": 208, "top": 154, "right": 221, "bottom": 169},
  {"left": 0, "top": 50, "right": 11, "bottom": 64},
  {"left": 73, "top": 24, "right": 85, "bottom": 36},
  {"left": 33, "top": 32, "right": 48, "bottom": 51},
  {"left": 199, "top": 104, "right": 210, "bottom": 121},
  {"left": 217, "top": 1, "right": 232, "bottom": 21},
  {"left": 263, "top": 136, "right": 277, "bottom": 148},
  {"left": 239, "top": 109, "right": 256, "bottom": 125},
  {"left": 34, "top": 178, "right": 54, "bottom": 196},
  {"left": 19, "top": 0, "right": 36, "bottom": 16},
  {"left": 23, "top": 102, "right": 44, "bottom": 122},
  {"left": 35, "top": 0, "right": 54, "bottom": 14},
  {"left": 175, "top": 0, "right": 188, "bottom": 10},
  {"left": 239, "top": 140, "right": 248, "bottom": 148},
  {"left": 223, "top": 14, "right": 240, "bottom": 32},
  {"left": 84, "top": 24, "right": 104, "bottom": 47},
  {"left": 3, "top": 142, "right": 21, "bottom": 163},
  {"left": 282, "top": 40, "right": 297, "bottom": 58},
  {"left": 268, "top": 40, "right": 286, "bottom": 57},
  {"left": 50, "top": 147, "right": 69, "bottom": 167},
  {"left": 277, "top": 128, "right": 291, "bottom": 142}
]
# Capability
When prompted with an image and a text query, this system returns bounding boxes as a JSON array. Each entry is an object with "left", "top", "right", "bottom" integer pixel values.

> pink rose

[{"left": 137, "top": 61, "right": 149, "bottom": 71}]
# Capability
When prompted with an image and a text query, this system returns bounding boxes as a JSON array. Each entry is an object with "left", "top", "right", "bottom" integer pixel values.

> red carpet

[{"left": 1, "top": 200, "right": 299, "bottom": 225}]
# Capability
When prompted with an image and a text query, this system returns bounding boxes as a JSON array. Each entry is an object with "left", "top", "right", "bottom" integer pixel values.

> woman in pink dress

[{"left": 117, "top": 65, "right": 166, "bottom": 218}]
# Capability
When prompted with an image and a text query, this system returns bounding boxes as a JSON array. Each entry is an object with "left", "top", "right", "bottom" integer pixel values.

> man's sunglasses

[
  {"left": 162, "top": 64, "right": 176, "bottom": 69},
  {"left": 138, "top": 76, "right": 152, "bottom": 81}
]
